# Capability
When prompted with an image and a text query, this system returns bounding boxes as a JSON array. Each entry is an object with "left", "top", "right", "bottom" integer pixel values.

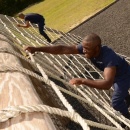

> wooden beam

[{"left": 0, "top": 34, "right": 56, "bottom": 130}]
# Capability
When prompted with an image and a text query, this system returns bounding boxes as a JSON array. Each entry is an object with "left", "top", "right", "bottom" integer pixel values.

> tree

[{"left": 0, "top": 0, "right": 43, "bottom": 16}]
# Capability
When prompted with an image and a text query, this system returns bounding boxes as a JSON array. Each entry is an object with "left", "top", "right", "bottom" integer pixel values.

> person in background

[
  {"left": 17, "top": 12, "right": 51, "bottom": 43},
  {"left": 24, "top": 33, "right": 130, "bottom": 128}
]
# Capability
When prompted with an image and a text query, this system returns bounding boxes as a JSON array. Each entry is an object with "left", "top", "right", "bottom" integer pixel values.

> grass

[{"left": 20, "top": 0, "right": 114, "bottom": 32}]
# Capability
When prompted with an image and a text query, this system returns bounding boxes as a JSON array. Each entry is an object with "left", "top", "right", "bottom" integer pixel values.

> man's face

[
  {"left": 82, "top": 40, "right": 98, "bottom": 59},
  {"left": 18, "top": 14, "right": 24, "bottom": 19}
]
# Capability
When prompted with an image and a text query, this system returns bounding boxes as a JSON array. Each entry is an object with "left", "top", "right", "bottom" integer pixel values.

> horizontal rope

[{"left": 0, "top": 104, "right": 121, "bottom": 130}]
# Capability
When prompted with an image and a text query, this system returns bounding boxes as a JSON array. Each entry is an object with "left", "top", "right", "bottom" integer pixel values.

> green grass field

[{"left": 22, "top": 0, "right": 114, "bottom": 32}]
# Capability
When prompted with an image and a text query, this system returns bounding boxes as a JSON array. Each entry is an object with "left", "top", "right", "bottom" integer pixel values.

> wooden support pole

[{"left": 0, "top": 34, "right": 56, "bottom": 130}]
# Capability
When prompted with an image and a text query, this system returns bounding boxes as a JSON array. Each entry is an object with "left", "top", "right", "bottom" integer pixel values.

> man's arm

[
  {"left": 17, "top": 20, "right": 30, "bottom": 28},
  {"left": 24, "top": 45, "right": 79, "bottom": 54},
  {"left": 69, "top": 66, "right": 116, "bottom": 90}
]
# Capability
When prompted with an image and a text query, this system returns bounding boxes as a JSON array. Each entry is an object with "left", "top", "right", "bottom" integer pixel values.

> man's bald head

[
  {"left": 82, "top": 33, "right": 101, "bottom": 58},
  {"left": 83, "top": 33, "right": 101, "bottom": 48},
  {"left": 18, "top": 12, "right": 25, "bottom": 19}
]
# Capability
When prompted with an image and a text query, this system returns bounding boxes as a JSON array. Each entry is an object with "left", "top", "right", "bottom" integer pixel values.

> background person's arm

[{"left": 17, "top": 20, "right": 30, "bottom": 28}]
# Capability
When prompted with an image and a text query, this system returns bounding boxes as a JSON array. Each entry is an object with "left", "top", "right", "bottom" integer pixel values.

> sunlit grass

[{"left": 18, "top": 0, "right": 114, "bottom": 32}]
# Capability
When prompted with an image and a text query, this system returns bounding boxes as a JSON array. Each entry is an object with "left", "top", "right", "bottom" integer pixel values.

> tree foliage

[{"left": 0, "top": 0, "right": 43, "bottom": 16}]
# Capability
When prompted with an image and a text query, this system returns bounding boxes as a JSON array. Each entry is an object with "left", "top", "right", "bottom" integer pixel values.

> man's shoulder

[
  {"left": 101, "top": 45, "right": 114, "bottom": 54},
  {"left": 24, "top": 13, "right": 31, "bottom": 19},
  {"left": 101, "top": 45, "right": 110, "bottom": 50}
]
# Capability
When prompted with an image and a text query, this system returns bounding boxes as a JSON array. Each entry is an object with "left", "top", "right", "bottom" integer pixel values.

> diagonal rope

[{"left": 0, "top": 46, "right": 129, "bottom": 129}]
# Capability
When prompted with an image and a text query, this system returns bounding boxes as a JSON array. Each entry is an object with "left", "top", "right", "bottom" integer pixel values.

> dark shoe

[
  {"left": 120, "top": 112, "right": 130, "bottom": 128},
  {"left": 121, "top": 122, "right": 127, "bottom": 128},
  {"left": 47, "top": 39, "right": 51, "bottom": 43}
]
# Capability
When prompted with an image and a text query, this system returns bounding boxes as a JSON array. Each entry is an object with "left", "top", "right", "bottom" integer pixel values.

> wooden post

[{"left": 0, "top": 34, "right": 56, "bottom": 130}]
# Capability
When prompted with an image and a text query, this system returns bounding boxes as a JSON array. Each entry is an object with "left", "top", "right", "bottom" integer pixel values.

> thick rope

[
  {"left": 0, "top": 64, "right": 125, "bottom": 129},
  {"left": 0, "top": 104, "right": 121, "bottom": 130},
  {"left": 0, "top": 42, "right": 126, "bottom": 129},
  {"left": 1, "top": 15, "right": 130, "bottom": 129}
]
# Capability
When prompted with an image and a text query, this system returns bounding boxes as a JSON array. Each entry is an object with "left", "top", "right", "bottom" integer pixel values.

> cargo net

[{"left": 0, "top": 14, "right": 130, "bottom": 130}]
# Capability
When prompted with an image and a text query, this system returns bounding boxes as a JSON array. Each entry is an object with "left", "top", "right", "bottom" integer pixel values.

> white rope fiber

[
  {"left": 0, "top": 47, "right": 130, "bottom": 129},
  {"left": 0, "top": 104, "right": 121, "bottom": 130},
  {"left": 1, "top": 14, "right": 130, "bottom": 129}
]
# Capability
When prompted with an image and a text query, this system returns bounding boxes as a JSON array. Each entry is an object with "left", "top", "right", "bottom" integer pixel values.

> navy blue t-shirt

[
  {"left": 25, "top": 13, "right": 44, "bottom": 24},
  {"left": 77, "top": 44, "right": 130, "bottom": 82}
]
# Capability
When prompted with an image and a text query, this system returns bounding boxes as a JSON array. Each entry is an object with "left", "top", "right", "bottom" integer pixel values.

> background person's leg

[{"left": 38, "top": 21, "right": 51, "bottom": 43}]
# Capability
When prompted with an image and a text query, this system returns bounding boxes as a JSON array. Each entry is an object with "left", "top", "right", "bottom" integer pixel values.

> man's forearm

[
  {"left": 69, "top": 78, "right": 112, "bottom": 90},
  {"left": 34, "top": 46, "right": 66, "bottom": 54},
  {"left": 81, "top": 78, "right": 111, "bottom": 90},
  {"left": 34, "top": 45, "right": 78, "bottom": 54},
  {"left": 24, "top": 45, "right": 78, "bottom": 54},
  {"left": 18, "top": 24, "right": 29, "bottom": 28}
]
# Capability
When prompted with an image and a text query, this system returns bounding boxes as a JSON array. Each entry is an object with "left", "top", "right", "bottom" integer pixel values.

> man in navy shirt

[
  {"left": 17, "top": 13, "right": 51, "bottom": 43},
  {"left": 24, "top": 33, "right": 130, "bottom": 127}
]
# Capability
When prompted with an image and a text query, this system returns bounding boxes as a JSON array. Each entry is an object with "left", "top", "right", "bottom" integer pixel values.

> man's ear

[
  {"left": 97, "top": 45, "right": 101, "bottom": 50},
  {"left": 95, "top": 45, "right": 100, "bottom": 53}
]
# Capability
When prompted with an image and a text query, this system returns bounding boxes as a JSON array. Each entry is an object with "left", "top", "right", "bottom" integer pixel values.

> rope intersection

[{"left": 0, "top": 14, "right": 130, "bottom": 129}]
